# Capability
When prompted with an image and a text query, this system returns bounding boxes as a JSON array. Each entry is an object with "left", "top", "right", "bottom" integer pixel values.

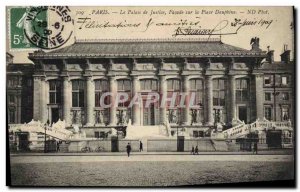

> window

[
  {"left": 264, "top": 75, "right": 272, "bottom": 86},
  {"left": 8, "top": 76, "right": 19, "bottom": 87},
  {"left": 72, "top": 80, "right": 85, "bottom": 107},
  {"left": 282, "top": 92, "right": 289, "bottom": 101},
  {"left": 236, "top": 79, "right": 249, "bottom": 102},
  {"left": 9, "top": 95, "right": 15, "bottom": 104},
  {"left": 264, "top": 106, "right": 272, "bottom": 120},
  {"left": 193, "top": 131, "right": 204, "bottom": 138},
  {"left": 167, "top": 79, "right": 181, "bottom": 107},
  {"left": 281, "top": 107, "right": 289, "bottom": 121},
  {"left": 49, "top": 80, "right": 62, "bottom": 104},
  {"left": 94, "top": 131, "right": 106, "bottom": 138},
  {"left": 140, "top": 79, "right": 158, "bottom": 91},
  {"left": 213, "top": 79, "right": 226, "bottom": 106},
  {"left": 9, "top": 109, "right": 15, "bottom": 123},
  {"left": 265, "top": 92, "right": 271, "bottom": 101},
  {"left": 117, "top": 79, "right": 131, "bottom": 107},
  {"left": 27, "top": 79, "right": 32, "bottom": 86},
  {"left": 281, "top": 76, "right": 289, "bottom": 85},
  {"left": 95, "top": 80, "right": 109, "bottom": 107},
  {"left": 190, "top": 79, "right": 203, "bottom": 106}
]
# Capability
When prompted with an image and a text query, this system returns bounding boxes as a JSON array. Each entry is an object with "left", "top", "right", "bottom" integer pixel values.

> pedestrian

[
  {"left": 191, "top": 146, "right": 195, "bottom": 155},
  {"left": 139, "top": 141, "right": 143, "bottom": 152},
  {"left": 253, "top": 142, "right": 258, "bottom": 154},
  {"left": 56, "top": 141, "right": 60, "bottom": 152},
  {"left": 126, "top": 142, "right": 131, "bottom": 157},
  {"left": 195, "top": 145, "right": 199, "bottom": 155}
]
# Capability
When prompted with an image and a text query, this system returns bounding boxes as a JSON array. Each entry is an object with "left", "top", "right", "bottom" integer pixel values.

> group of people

[{"left": 191, "top": 146, "right": 199, "bottom": 155}]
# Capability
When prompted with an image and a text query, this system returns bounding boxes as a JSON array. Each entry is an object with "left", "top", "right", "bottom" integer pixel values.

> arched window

[{"left": 72, "top": 80, "right": 85, "bottom": 107}]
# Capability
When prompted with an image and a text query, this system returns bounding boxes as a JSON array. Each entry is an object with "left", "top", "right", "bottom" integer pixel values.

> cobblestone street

[{"left": 9, "top": 154, "right": 294, "bottom": 186}]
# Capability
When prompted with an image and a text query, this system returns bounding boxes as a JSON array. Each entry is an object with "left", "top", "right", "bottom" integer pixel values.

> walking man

[
  {"left": 253, "top": 142, "right": 258, "bottom": 154},
  {"left": 56, "top": 141, "right": 60, "bottom": 152},
  {"left": 191, "top": 146, "right": 195, "bottom": 155},
  {"left": 139, "top": 141, "right": 143, "bottom": 152},
  {"left": 126, "top": 142, "right": 132, "bottom": 157},
  {"left": 195, "top": 145, "right": 199, "bottom": 155}
]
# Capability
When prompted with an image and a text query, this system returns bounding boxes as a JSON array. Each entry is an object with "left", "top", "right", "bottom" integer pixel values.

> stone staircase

[
  {"left": 222, "top": 118, "right": 293, "bottom": 139},
  {"left": 9, "top": 119, "right": 73, "bottom": 141}
]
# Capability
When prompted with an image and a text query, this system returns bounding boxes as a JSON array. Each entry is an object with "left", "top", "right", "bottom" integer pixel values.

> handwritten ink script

[{"left": 75, "top": 8, "right": 275, "bottom": 37}]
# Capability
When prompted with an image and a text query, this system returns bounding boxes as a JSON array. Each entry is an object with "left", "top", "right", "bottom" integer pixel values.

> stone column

[
  {"left": 63, "top": 77, "right": 71, "bottom": 126},
  {"left": 33, "top": 76, "right": 41, "bottom": 121},
  {"left": 205, "top": 75, "right": 213, "bottom": 126},
  {"left": 109, "top": 76, "right": 117, "bottom": 126},
  {"left": 183, "top": 76, "right": 190, "bottom": 125},
  {"left": 132, "top": 76, "right": 141, "bottom": 125},
  {"left": 160, "top": 76, "right": 167, "bottom": 124},
  {"left": 86, "top": 76, "right": 95, "bottom": 126},
  {"left": 229, "top": 75, "right": 236, "bottom": 121},
  {"left": 255, "top": 74, "right": 264, "bottom": 120},
  {"left": 40, "top": 77, "right": 47, "bottom": 124}
]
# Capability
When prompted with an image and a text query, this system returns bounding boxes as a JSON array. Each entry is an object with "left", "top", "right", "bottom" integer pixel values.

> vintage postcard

[{"left": 6, "top": 6, "right": 295, "bottom": 187}]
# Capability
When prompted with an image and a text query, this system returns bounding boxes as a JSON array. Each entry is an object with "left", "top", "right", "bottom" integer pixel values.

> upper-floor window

[
  {"left": 190, "top": 79, "right": 203, "bottom": 107},
  {"left": 167, "top": 79, "right": 181, "bottom": 107},
  {"left": 282, "top": 92, "right": 289, "bottom": 101},
  {"left": 95, "top": 80, "right": 109, "bottom": 107},
  {"left": 49, "top": 80, "right": 62, "bottom": 104},
  {"left": 213, "top": 79, "right": 226, "bottom": 106},
  {"left": 236, "top": 78, "right": 249, "bottom": 102},
  {"left": 140, "top": 79, "right": 158, "bottom": 91},
  {"left": 264, "top": 106, "right": 272, "bottom": 121},
  {"left": 72, "top": 80, "right": 85, "bottom": 107},
  {"left": 281, "top": 75, "right": 290, "bottom": 86},
  {"left": 7, "top": 76, "right": 20, "bottom": 87},
  {"left": 281, "top": 106, "right": 289, "bottom": 121},
  {"left": 8, "top": 95, "right": 15, "bottom": 104},
  {"left": 265, "top": 92, "right": 271, "bottom": 101},
  {"left": 117, "top": 79, "right": 131, "bottom": 107},
  {"left": 264, "top": 75, "right": 273, "bottom": 86}
]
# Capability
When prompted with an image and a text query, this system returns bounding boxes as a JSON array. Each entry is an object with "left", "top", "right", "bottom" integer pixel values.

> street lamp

[{"left": 44, "top": 119, "right": 50, "bottom": 153}]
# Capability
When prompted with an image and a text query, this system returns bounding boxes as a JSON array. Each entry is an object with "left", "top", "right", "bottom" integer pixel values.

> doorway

[
  {"left": 111, "top": 136, "right": 119, "bottom": 152},
  {"left": 17, "top": 132, "right": 29, "bottom": 151},
  {"left": 238, "top": 106, "right": 247, "bottom": 123},
  {"left": 177, "top": 136, "right": 185, "bottom": 152},
  {"left": 51, "top": 108, "right": 59, "bottom": 123},
  {"left": 266, "top": 130, "right": 282, "bottom": 148},
  {"left": 143, "top": 103, "right": 155, "bottom": 125}
]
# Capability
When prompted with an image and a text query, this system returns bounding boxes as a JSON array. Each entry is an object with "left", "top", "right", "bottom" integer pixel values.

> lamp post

[{"left": 44, "top": 119, "right": 50, "bottom": 153}]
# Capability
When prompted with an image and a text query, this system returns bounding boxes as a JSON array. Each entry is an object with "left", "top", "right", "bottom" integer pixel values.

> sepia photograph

[{"left": 6, "top": 6, "right": 295, "bottom": 187}]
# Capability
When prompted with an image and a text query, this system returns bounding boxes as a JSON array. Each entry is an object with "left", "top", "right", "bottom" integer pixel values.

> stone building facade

[
  {"left": 6, "top": 53, "right": 34, "bottom": 124},
  {"left": 22, "top": 38, "right": 294, "bottom": 138}
]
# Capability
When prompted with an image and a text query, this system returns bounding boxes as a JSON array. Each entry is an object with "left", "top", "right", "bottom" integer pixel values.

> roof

[
  {"left": 260, "top": 61, "right": 294, "bottom": 71},
  {"left": 29, "top": 38, "right": 266, "bottom": 59}
]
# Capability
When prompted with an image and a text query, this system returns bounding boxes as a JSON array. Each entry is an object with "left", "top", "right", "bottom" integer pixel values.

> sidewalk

[{"left": 10, "top": 149, "right": 294, "bottom": 156}]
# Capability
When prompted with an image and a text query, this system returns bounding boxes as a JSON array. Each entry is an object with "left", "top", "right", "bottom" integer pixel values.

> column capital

[{"left": 85, "top": 76, "right": 93, "bottom": 82}]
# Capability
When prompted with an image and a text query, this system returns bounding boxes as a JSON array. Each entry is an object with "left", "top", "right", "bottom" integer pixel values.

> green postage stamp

[{"left": 9, "top": 6, "right": 74, "bottom": 50}]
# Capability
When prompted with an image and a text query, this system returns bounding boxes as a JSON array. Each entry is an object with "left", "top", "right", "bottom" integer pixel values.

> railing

[{"left": 223, "top": 119, "right": 293, "bottom": 139}]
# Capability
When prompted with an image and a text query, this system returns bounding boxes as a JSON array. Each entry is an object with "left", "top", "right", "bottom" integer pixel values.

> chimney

[
  {"left": 266, "top": 49, "right": 274, "bottom": 63},
  {"left": 280, "top": 44, "right": 291, "bottom": 63},
  {"left": 250, "top": 37, "right": 261, "bottom": 51}
]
